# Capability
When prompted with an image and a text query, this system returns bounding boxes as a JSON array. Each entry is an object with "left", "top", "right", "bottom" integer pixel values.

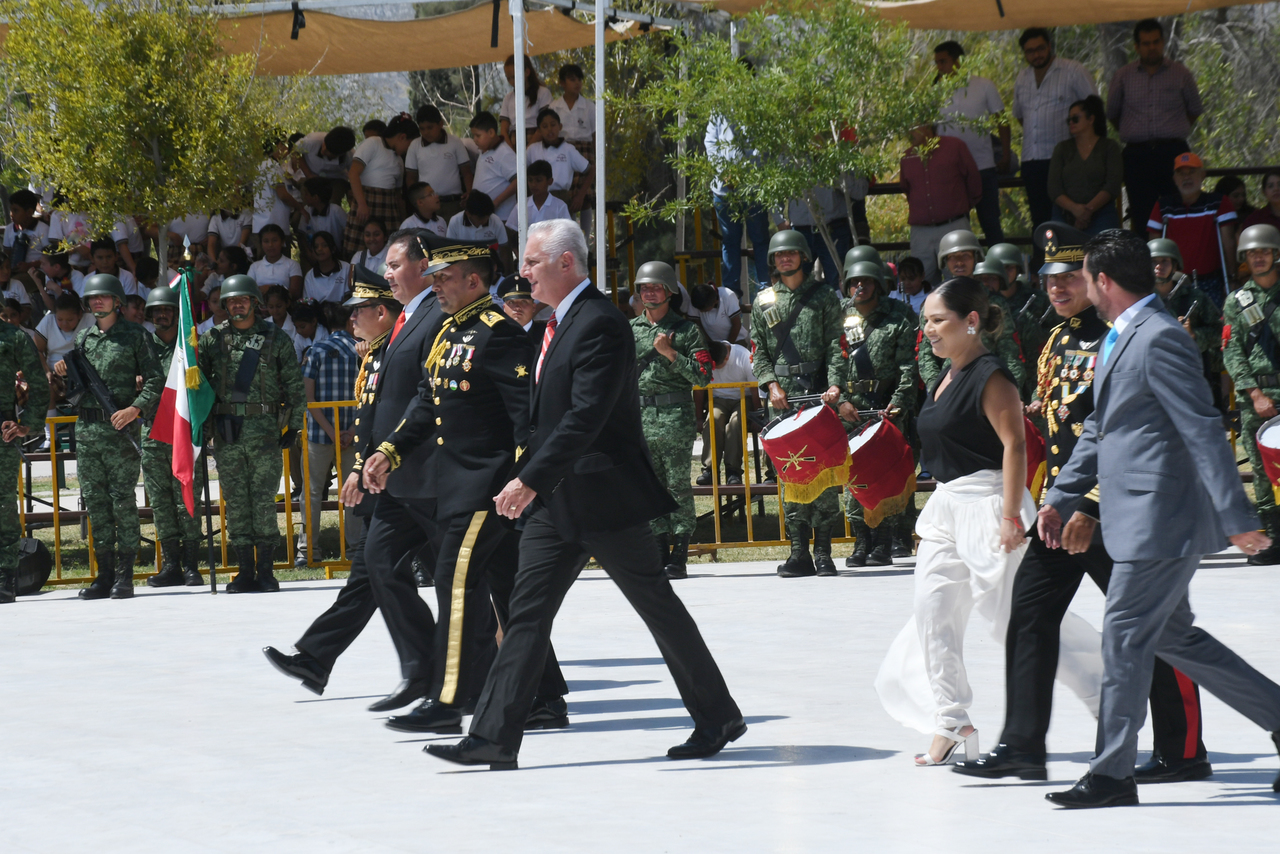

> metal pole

[
  {"left": 594, "top": 1, "right": 606, "bottom": 289},
  {"left": 511, "top": 0, "right": 530, "bottom": 257}
]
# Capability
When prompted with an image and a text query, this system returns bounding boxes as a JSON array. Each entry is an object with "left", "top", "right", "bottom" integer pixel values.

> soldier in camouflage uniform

[
  {"left": 1150, "top": 238, "right": 1225, "bottom": 411},
  {"left": 55, "top": 274, "right": 164, "bottom": 600},
  {"left": 632, "top": 261, "right": 711, "bottom": 580},
  {"left": 838, "top": 260, "right": 919, "bottom": 568},
  {"left": 1222, "top": 223, "right": 1280, "bottom": 565},
  {"left": 751, "top": 230, "right": 846, "bottom": 578},
  {"left": 974, "top": 258, "right": 1052, "bottom": 403},
  {"left": 141, "top": 285, "right": 206, "bottom": 588},
  {"left": 0, "top": 314, "right": 49, "bottom": 603},
  {"left": 198, "top": 274, "right": 305, "bottom": 592},
  {"left": 918, "top": 230, "right": 1026, "bottom": 394}
]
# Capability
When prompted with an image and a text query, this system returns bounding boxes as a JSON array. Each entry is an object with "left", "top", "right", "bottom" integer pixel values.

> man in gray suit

[{"left": 1038, "top": 228, "right": 1280, "bottom": 809}]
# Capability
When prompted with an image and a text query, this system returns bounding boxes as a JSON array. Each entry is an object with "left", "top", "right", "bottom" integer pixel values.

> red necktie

[
  {"left": 389, "top": 311, "right": 406, "bottom": 343},
  {"left": 536, "top": 314, "right": 558, "bottom": 382}
]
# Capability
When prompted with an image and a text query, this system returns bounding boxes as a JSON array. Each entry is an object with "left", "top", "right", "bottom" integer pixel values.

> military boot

[
  {"left": 0, "top": 567, "right": 16, "bottom": 604},
  {"left": 256, "top": 542, "right": 280, "bottom": 592},
  {"left": 226, "top": 545, "right": 258, "bottom": 593},
  {"left": 656, "top": 533, "right": 672, "bottom": 569},
  {"left": 846, "top": 521, "right": 870, "bottom": 568},
  {"left": 891, "top": 529, "right": 915, "bottom": 559},
  {"left": 111, "top": 551, "right": 136, "bottom": 599},
  {"left": 813, "top": 528, "right": 838, "bottom": 576},
  {"left": 147, "top": 538, "right": 185, "bottom": 587},
  {"left": 866, "top": 527, "right": 893, "bottom": 566},
  {"left": 79, "top": 552, "right": 115, "bottom": 600},
  {"left": 182, "top": 540, "right": 204, "bottom": 586},
  {"left": 665, "top": 535, "right": 690, "bottom": 580},
  {"left": 777, "top": 525, "right": 816, "bottom": 577}
]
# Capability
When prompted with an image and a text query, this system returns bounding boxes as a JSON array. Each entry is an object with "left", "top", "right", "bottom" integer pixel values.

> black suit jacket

[
  {"left": 360, "top": 289, "right": 445, "bottom": 501},
  {"left": 380, "top": 295, "right": 533, "bottom": 518},
  {"left": 518, "top": 286, "right": 676, "bottom": 540}
]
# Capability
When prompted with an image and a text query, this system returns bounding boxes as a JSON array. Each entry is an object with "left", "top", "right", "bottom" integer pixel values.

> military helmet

[
  {"left": 767, "top": 229, "right": 812, "bottom": 266},
  {"left": 1147, "top": 238, "right": 1183, "bottom": 269},
  {"left": 843, "top": 244, "right": 885, "bottom": 274},
  {"left": 219, "top": 274, "right": 261, "bottom": 307},
  {"left": 144, "top": 284, "right": 180, "bottom": 314},
  {"left": 1237, "top": 224, "right": 1280, "bottom": 261},
  {"left": 986, "top": 243, "right": 1024, "bottom": 273},
  {"left": 632, "top": 260, "right": 679, "bottom": 297},
  {"left": 936, "top": 229, "right": 984, "bottom": 268},
  {"left": 81, "top": 273, "right": 126, "bottom": 305},
  {"left": 843, "top": 260, "right": 887, "bottom": 291},
  {"left": 972, "top": 258, "right": 1010, "bottom": 286}
]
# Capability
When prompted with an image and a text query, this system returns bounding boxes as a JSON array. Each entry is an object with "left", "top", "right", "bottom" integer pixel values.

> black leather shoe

[
  {"left": 1134, "top": 754, "right": 1212, "bottom": 784},
  {"left": 667, "top": 717, "right": 747, "bottom": 759},
  {"left": 953, "top": 743, "right": 1047, "bottom": 780},
  {"left": 525, "top": 696, "right": 569, "bottom": 730},
  {"left": 695, "top": 468, "right": 712, "bottom": 486},
  {"left": 412, "top": 556, "right": 434, "bottom": 588},
  {"left": 367, "top": 677, "right": 432, "bottom": 712},
  {"left": 1045, "top": 773, "right": 1139, "bottom": 809},
  {"left": 1247, "top": 542, "right": 1280, "bottom": 566},
  {"left": 1270, "top": 731, "right": 1280, "bottom": 792},
  {"left": 425, "top": 735, "right": 518, "bottom": 770},
  {"left": 386, "top": 698, "right": 464, "bottom": 733},
  {"left": 262, "top": 646, "right": 328, "bottom": 695}
]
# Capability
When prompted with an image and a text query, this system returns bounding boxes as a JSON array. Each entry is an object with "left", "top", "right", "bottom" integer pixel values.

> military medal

[
  {"left": 459, "top": 380, "right": 470, "bottom": 391},
  {"left": 1057, "top": 405, "right": 1069, "bottom": 420},
  {"left": 462, "top": 360, "right": 471, "bottom": 372},
  {"left": 449, "top": 380, "right": 458, "bottom": 390}
]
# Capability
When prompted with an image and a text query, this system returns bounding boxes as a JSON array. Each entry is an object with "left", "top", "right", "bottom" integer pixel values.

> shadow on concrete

[
  {"left": 559, "top": 657, "right": 664, "bottom": 668},
  {"left": 514, "top": 743, "right": 895, "bottom": 772},
  {"left": 568, "top": 697, "right": 688, "bottom": 714},
  {"left": 527, "top": 713, "right": 788, "bottom": 735},
  {"left": 566, "top": 679, "right": 662, "bottom": 693},
  {"left": 296, "top": 694, "right": 385, "bottom": 704}
]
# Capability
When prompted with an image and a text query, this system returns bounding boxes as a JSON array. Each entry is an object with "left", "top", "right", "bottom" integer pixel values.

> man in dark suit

[
  {"left": 1039, "top": 229, "right": 1280, "bottom": 808},
  {"left": 262, "top": 273, "right": 404, "bottom": 693},
  {"left": 362, "top": 242, "right": 566, "bottom": 734},
  {"left": 346, "top": 229, "right": 451, "bottom": 713},
  {"left": 426, "top": 219, "right": 744, "bottom": 771}
]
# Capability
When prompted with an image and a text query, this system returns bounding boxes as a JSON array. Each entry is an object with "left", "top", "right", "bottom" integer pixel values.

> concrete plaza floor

[{"left": 3, "top": 551, "right": 1278, "bottom": 853}]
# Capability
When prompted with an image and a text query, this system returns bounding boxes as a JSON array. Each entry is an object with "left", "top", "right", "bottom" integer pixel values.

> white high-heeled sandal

[{"left": 914, "top": 726, "right": 978, "bottom": 766}]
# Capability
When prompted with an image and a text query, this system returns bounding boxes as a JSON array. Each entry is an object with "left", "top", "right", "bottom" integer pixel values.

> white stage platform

[{"left": 3, "top": 552, "right": 1278, "bottom": 852}]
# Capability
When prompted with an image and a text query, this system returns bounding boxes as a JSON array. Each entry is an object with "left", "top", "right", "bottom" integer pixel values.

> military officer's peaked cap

[
  {"left": 1034, "top": 221, "right": 1089, "bottom": 276},
  {"left": 496, "top": 275, "right": 534, "bottom": 301}
]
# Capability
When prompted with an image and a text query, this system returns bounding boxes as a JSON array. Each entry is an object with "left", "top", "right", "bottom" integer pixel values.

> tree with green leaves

[
  {"left": 0, "top": 0, "right": 315, "bottom": 254},
  {"left": 628, "top": 0, "right": 985, "bottom": 267}
]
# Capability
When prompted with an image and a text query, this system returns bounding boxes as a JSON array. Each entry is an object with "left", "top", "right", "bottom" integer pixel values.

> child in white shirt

[
  {"left": 447, "top": 193, "right": 511, "bottom": 273},
  {"left": 527, "top": 108, "right": 590, "bottom": 198},
  {"left": 400, "top": 182, "right": 449, "bottom": 237},
  {"left": 504, "top": 161, "right": 571, "bottom": 230},
  {"left": 468, "top": 112, "right": 519, "bottom": 221},
  {"left": 247, "top": 224, "right": 303, "bottom": 297}
]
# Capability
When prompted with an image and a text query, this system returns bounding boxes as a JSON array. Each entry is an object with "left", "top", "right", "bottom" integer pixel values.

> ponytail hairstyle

[
  {"left": 384, "top": 112, "right": 419, "bottom": 143},
  {"left": 932, "top": 276, "right": 1002, "bottom": 337},
  {"left": 504, "top": 54, "right": 543, "bottom": 108}
]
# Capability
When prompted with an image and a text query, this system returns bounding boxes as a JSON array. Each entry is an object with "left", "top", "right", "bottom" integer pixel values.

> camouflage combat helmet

[
  {"left": 219, "top": 274, "right": 261, "bottom": 307},
  {"left": 144, "top": 284, "right": 180, "bottom": 313},
  {"left": 767, "top": 229, "right": 812, "bottom": 266},
  {"left": 1237, "top": 224, "right": 1280, "bottom": 261},
  {"left": 843, "top": 260, "right": 887, "bottom": 290},
  {"left": 972, "top": 258, "right": 1010, "bottom": 286},
  {"left": 985, "top": 243, "right": 1024, "bottom": 274},
  {"left": 843, "top": 244, "right": 886, "bottom": 275},
  {"left": 633, "top": 260, "right": 680, "bottom": 297},
  {"left": 936, "top": 229, "right": 984, "bottom": 268},
  {"left": 80, "top": 273, "right": 126, "bottom": 305}
]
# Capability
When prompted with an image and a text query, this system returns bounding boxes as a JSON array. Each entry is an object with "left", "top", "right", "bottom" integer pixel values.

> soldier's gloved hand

[{"left": 278, "top": 428, "right": 300, "bottom": 448}]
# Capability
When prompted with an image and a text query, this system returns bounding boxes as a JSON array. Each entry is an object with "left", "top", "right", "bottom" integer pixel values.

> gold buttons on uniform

[
  {"left": 436, "top": 437, "right": 444, "bottom": 445},
  {"left": 433, "top": 397, "right": 440, "bottom": 404},
  {"left": 435, "top": 417, "right": 442, "bottom": 425},
  {"left": 1051, "top": 466, "right": 1060, "bottom": 476},
  {"left": 1050, "top": 445, "right": 1058, "bottom": 454}
]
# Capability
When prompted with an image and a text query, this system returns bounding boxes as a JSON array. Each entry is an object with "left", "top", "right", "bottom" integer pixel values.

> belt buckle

[{"left": 234, "top": 403, "right": 246, "bottom": 417}]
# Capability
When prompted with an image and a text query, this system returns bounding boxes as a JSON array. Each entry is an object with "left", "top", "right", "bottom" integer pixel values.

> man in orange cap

[{"left": 1146, "top": 152, "right": 1237, "bottom": 309}]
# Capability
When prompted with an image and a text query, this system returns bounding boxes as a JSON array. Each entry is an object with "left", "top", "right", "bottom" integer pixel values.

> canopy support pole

[
  {"left": 511, "top": 0, "right": 529, "bottom": 256},
  {"left": 595, "top": 3, "right": 606, "bottom": 290}
]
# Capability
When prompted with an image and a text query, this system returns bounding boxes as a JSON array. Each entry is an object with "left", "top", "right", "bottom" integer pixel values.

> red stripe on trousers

[{"left": 1174, "top": 667, "right": 1200, "bottom": 759}]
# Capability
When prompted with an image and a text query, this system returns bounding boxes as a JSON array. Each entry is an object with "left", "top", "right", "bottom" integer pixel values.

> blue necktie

[{"left": 1100, "top": 326, "right": 1119, "bottom": 366}]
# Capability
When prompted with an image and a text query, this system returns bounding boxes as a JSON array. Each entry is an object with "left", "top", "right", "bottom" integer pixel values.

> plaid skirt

[{"left": 342, "top": 185, "right": 405, "bottom": 257}]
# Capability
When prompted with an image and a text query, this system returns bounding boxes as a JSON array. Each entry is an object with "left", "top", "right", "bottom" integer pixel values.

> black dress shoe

[
  {"left": 525, "top": 696, "right": 569, "bottom": 730},
  {"left": 262, "top": 646, "right": 328, "bottom": 695},
  {"left": 953, "top": 743, "right": 1047, "bottom": 780},
  {"left": 1134, "top": 754, "right": 1212, "bottom": 784},
  {"left": 667, "top": 717, "right": 747, "bottom": 759},
  {"left": 412, "top": 556, "right": 434, "bottom": 588},
  {"left": 367, "top": 677, "right": 432, "bottom": 712},
  {"left": 425, "top": 735, "right": 518, "bottom": 770},
  {"left": 1045, "top": 773, "right": 1139, "bottom": 809},
  {"left": 1270, "top": 731, "right": 1280, "bottom": 792},
  {"left": 385, "top": 698, "right": 464, "bottom": 733}
]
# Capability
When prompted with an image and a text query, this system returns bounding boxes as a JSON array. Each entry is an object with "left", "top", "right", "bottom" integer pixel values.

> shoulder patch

[{"left": 481, "top": 310, "right": 504, "bottom": 327}]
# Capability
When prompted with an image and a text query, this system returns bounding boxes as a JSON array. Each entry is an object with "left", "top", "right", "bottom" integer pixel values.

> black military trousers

[
  {"left": 1001, "top": 528, "right": 1206, "bottom": 762},
  {"left": 294, "top": 527, "right": 435, "bottom": 675},
  {"left": 470, "top": 514, "right": 741, "bottom": 753},
  {"left": 487, "top": 526, "right": 569, "bottom": 702},
  {"left": 363, "top": 494, "right": 440, "bottom": 681}
]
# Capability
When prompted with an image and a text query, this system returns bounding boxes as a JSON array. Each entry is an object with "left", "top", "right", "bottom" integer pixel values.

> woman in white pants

[{"left": 876, "top": 277, "right": 1102, "bottom": 766}]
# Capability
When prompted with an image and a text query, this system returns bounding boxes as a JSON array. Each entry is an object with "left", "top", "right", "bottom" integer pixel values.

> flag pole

[{"left": 203, "top": 448, "right": 217, "bottom": 594}]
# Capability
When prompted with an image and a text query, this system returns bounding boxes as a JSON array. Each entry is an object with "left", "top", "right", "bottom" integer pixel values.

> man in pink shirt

[{"left": 900, "top": 124, "right": 983, "bottom": 284}]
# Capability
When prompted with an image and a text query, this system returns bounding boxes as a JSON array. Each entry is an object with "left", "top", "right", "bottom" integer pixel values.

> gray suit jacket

[{"left": 1045, "top": 295, "right": 1257, "bottom": 561}]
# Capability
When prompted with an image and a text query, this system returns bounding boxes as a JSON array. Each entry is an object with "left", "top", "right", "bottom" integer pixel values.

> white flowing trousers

[{"left": 875, "top": 469, "right": 1103, "bottom": 734}]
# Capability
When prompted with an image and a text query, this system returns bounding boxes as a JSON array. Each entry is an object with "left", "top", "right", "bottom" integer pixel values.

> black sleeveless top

[{"left": 917, "top": 352, "right": 1014, "bottom": 483}]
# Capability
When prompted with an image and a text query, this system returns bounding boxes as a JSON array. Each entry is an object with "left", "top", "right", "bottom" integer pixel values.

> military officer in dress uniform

[
  {"left": 56, "top": 273, "right": 164, "bottom": 600},
  {"left": 141, "top": 285, "right": 206, "bottom": 588},
  {"left": 631, "top": 261, "right": 711, "bottom": 580},
  {"left": 838, "top": 260, "right": 919, "bottom": 568},
  {"left": 497, "top": 276, "right": 545, "bottom": 342},
  {"left": 0, "top": 302, "right": 48, "bottom": 603},
  {"left": 364, "top": 241, "right": 568, "bottom": 734},
  {"left": 917, "top": 229, "right": 1025, "bottom": 392},
  {"left": 1149, "top": 237, "right": 1225, "bottom": 412},
  {"left": 751, "top": 230, "right": 846, "bottom": 578},
  {"left": 198, "top": 273, "right": 306, "bottom": 593},
  {"left": 955, "top": 221, "right": 1210, "bottom": 783},
  {"left": 1223, "top": 223, "right": 1280, "bottom": 565}
]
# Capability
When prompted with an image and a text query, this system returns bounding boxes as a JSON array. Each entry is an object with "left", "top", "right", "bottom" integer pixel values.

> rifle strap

[{"left": 1243, "top": 295, "right": 1279, "bottom": 359}]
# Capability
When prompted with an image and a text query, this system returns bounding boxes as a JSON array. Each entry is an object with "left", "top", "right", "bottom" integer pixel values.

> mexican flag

[{"left": 149, "top": 270, "right": 216, "bottom": 515}]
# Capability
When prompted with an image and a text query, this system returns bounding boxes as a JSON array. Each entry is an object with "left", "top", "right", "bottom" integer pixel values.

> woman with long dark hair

[
  {"left": 1048, "top": 95, "right": 1123, "bottom": 234},
  {"left": 499, "top": 55, "right": 552, "bottom": 148}
]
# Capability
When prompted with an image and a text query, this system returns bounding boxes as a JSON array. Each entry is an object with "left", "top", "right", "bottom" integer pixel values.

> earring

[{"left": 966, "top": 326, "right": 976, "bottom": 335}]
